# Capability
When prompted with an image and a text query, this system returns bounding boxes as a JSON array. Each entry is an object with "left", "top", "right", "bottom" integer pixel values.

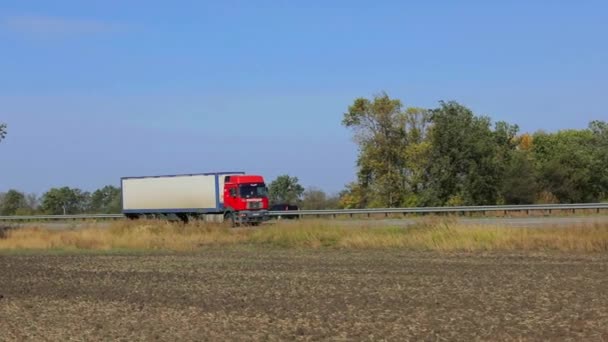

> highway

[{"left": 2, "top": 215, "right": 607, "bottom": 231}]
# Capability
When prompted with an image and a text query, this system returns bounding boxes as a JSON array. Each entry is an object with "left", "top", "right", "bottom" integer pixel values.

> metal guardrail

[
  {"left": 0, "top": 214, "right": 124, "bottom": 221},
  {"left": 0, "top": 203, "right": 607, "bottom": 221},
  {"left": 276, "top": 203, "right": 608, "bottom": 216}
]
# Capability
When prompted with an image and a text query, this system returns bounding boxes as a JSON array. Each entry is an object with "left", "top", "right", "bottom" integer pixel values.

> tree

[
  {"left": 300, "top": 187, "right": 327, "bottom": 210},
  {"left": 41, "top": 187, "right": 91, "bottom": 215},
  {"left": 89, "top": 185, "right": 121, "bottom": 213},
  {"left": 501, "top": 151, "right": 538, "bottom": 204},
  {"left": 0, "top": 189, "right": 27, "bottom": 215},
  {"left": 518, "top": 133, "right": 533, "bottom": 151},
  {"left": 300, "top": 187, "right": 341, "bottom": 210},
  {"left": 343, "top": 93, "right": 427, "bottom": 207},
  {"left": 268, "top": 175, "right": 304, "bottom": 204},
  {"left": 533, "top": 129, "right": 597, "bottom": 203},
  {"left": 0, "top": 122, "right": 6, "bottom": 142},
  {"left": 589, "top": 121, "right": 608, "bottom": 200},
  {"left": 338, "top": 182, "right": 365, "bottom": 209},
  {"left": 422, "top": 101, "right": 507, "bottom": 206},
  {"left": 25, "top": 193, "right": 39, "bottom": 212},
  {"left": 400, "top": 107, "right": 433, "bottom": 206},
  {"left": 493, "top": 121, "right": 521, "bottom": 202}
]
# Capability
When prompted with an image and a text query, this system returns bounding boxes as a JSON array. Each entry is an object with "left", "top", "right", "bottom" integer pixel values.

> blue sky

[{"left": 1, "top": 1, "right": 606, "bottom": 195}]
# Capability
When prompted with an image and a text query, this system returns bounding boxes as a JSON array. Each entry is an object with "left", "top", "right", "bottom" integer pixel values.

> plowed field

[{"left": 1, "top": 249, "right": 607, "bottom": 341}]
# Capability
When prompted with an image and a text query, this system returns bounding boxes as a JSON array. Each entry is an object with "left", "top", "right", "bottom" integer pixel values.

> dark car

[{"left": 270, "top": 204, "right": 300, "bottom": 219}]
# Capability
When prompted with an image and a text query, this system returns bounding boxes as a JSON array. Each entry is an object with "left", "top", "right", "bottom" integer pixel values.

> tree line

[
  {"left": 0, "top": 186, "right": 121, "bottom": 216},
  {"left": 339, "top": 93, "right": 608, "bottom": 208},
  {"left": 0, "top": 179, "right": 339, "bottom": 215}
]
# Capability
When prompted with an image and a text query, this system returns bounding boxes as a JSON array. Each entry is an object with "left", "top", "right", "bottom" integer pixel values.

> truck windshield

[{"left": 239, "top": 184, "right": 268, "bottom": 199}]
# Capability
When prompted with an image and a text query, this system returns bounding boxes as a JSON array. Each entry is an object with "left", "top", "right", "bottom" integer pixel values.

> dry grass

[
  {"left": 0, "top": 221, "right": 249, "bottom": 252},
  {"left": 1, "top": 218, "right": 607, "bottom": 252}
]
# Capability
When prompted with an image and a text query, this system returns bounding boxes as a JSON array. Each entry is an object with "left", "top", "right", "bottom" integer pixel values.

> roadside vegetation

[
  {"left": 2, "top": 104, "right": 607, "bottom": 217},
  {"left": 340, "top": 95, "right": 608, "bottom": 208},
  {"left": 1, "top": 219, "right": 607, "bottom": 253}
]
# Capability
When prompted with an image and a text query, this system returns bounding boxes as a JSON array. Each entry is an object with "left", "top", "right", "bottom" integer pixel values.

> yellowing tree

[{"left": 518, "top": 133, "right": 533, "bottom": 150}]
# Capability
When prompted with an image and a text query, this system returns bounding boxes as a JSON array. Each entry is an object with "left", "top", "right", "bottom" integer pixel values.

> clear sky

[{"left": 1, "top": 1, "right": 606, "bottom": 195}]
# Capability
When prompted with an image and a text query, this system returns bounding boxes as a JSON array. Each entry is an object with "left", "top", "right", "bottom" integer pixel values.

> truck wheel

[
  {"left": 176, "top": 214, "right": 189, "bottom": 224},
  {"left": 224, "top": 212, "right": 236, "bottom": 228}
]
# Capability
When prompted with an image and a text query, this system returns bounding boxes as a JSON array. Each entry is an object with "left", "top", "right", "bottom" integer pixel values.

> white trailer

[{"left": 121, "top": 172, "right": 243, "bottom": 221}]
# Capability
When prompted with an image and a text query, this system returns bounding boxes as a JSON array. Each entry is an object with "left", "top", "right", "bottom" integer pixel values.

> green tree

[
  {"left": 89, "top": 185, "right": 122, "bottom": 213},
  {"left": 268, "top": 175, "right": 304, "bottom": 204},
  {"left": 342, "top": 93, "right": 411, "bottom": 207},
  {"left": 401, "top": 107, "right": 432, "bottom": 206},
  {"left": 0, "top": 189, "right": 27, "bottom": 215},
  {"left": 533, "top": 129, "right": 597, "bottom": 203},
  {"left": 493, "top": 121, "right": 521, "bottom": 203},
  {"left": 502, "top": 150, "right": 538, "bottom": 204},
  {"left": 41, "top": 187, "right": 91, "bottom": 215},
  {"left": 589, "top": 121, "right": 608, "bottom": 200},
  {"left": 423, "top": 101, "right": 508, "bottom": 206}
]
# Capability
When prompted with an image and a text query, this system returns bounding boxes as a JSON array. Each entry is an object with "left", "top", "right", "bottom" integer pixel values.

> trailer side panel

[{"left": 122, "top": 174, "right": 218, "bottom": 211}]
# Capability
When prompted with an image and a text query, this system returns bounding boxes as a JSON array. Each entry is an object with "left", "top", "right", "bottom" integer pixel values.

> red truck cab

[{"left": 223, "top": 175, "right": 269, "bottom": 225}]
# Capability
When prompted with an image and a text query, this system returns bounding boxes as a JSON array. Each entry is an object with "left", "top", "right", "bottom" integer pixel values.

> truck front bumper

[{"left": 236, "top": 210, "right": 270, "bottom": 223}]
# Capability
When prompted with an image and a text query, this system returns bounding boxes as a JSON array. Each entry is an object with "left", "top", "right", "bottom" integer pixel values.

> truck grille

[{"left": 247, "top": 201, "right": 262, "bottom": 209}]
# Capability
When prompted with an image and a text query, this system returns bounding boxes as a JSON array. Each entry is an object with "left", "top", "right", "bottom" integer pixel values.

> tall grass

[{"left": 1, "top": 219, "right": 607, "bottom": 252}]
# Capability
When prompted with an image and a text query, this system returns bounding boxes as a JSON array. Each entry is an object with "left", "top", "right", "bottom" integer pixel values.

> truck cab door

[{"left": 224, "top": 185, "right": 238, "bottom": 210}]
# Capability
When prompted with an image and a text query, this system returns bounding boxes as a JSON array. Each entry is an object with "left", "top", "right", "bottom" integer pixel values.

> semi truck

[{"left": 121, "top": 172, "right": 270, "bottom": 226}]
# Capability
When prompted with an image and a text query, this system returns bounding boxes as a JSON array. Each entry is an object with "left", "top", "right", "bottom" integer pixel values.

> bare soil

[{"left": 1, "top": 249, "right": 607, "bottom": 341}]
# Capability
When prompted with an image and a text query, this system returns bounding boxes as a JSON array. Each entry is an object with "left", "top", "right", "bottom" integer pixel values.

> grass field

[
  {"left": 1, "top": 218, "right": 608, "bottom": 252},
  {"left": 1, "top": 249, "right": 607, "bottom": 341}
]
